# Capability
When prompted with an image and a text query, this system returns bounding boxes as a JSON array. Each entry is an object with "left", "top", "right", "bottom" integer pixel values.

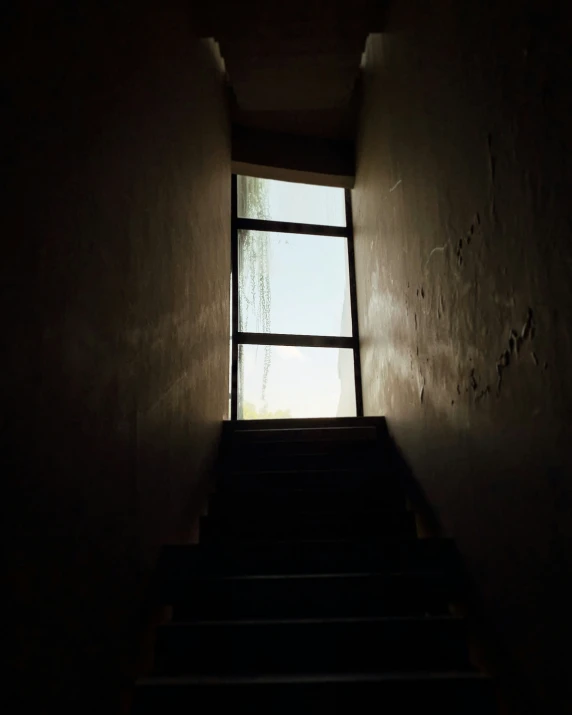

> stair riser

[
  {"left": 157, "top": 541, "right": 460, "bottom": 578},
  {"left": 226, "top": 442, "right": 380, "bottom": 458},
  {"left": 199, "top": 517, "right": 417, "bottom": 543},
  {"left": 208, "top": 491, "right": 406, "bottom": 515},
  {"left": 218, "top": 471, "right": 402, "bottom": 492},
  {"left": 231, "top": 426, "right": 377, "bottom": 445},
  {"left": 223, "top": 454, "right": 387, "bottom": 472},
  {"left": 133, "top": 678, "right": 496, "bottom": 715},
  {"left": 169, "top": 576, "right": 453, "bottom": 620},
  {"left": 154, "top": 620, "right": 470, "bottom": 676}
]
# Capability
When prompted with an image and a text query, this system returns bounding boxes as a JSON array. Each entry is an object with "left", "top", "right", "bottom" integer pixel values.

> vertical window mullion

[
  {"left": 230, "top": 174, "right": 239, "bottom": 420},
  {"left": 345, "top": 189, "right": 364, "bottom": 417}
]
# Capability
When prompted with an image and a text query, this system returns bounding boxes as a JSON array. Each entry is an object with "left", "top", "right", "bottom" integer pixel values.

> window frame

[{"left": 230, "top": 174, "right": 363, "bottom": 420}]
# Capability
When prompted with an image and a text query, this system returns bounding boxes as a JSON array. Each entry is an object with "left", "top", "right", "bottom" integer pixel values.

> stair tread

[
  {"left": 225, "top": 416, "right": 388, "bottom": 432},
  {"left": 168, "top": 569, "right": 454, "bottom": 582},
  {"left": 227, "top": 442, "right": 379, "bottom": 456},
  {"left": 133, "top": 671, "right": 496, "bottom": 715},
  {"left": 204, "top": 509, "right": 407, "bottom": 521},
  {"left": 164, "top": 615, "right": 461, "bottom": 626},
  {"left": 224, "top": 454, "right": 383, "bottom": 468},
  {"left": 139, "top": 671, "right": 490, "bottom": 685}
]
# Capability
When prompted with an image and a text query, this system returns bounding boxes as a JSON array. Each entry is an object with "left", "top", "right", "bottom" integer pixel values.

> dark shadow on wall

[
  {"left": 387, "top": 435, "right": 542, "bottom": 715},
  {"left": 4, "top": 1, "right": 230, "bottom": 711}
]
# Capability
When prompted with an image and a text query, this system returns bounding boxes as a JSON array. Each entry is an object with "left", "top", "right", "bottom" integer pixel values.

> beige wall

[
  {"left": 5, "top": 2, "right": 230, "bottom": 710},
  {"left": 354, "top": 1, "right": 572, "bottom": 710}
]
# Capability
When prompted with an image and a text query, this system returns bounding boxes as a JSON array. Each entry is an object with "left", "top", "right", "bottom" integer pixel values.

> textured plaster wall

[
  {"left": 5, "top": 2, "right": 230, "bottom": 709},
  {"left": 354, "top": 0, "right": 572, "bottom": 709}
]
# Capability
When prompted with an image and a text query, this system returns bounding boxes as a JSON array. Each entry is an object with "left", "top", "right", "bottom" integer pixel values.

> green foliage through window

[{"left": 241, "top": 402, "right": 292, "bottom": 420}]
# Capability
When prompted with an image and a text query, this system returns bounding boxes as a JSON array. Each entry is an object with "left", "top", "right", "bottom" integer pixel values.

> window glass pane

[
  {"left": 238, "top": 345, "right": 356, "bottom": 420},
  {"left": 238, "top": 230, "right": 352, "bottom": 337},
  {"left": 238, "top": 176, "right": 346, "bottom": 227}
]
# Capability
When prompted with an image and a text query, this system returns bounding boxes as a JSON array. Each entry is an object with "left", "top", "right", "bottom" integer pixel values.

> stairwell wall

[
  {"left": 353, "top": 0, "right": 572, "bottom": 710},
  {"left": 4, "top": 1, "right": 230, "bottom": 709}
]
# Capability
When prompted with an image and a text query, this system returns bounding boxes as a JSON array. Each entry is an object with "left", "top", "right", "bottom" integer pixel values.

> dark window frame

[{"left": 230, "top": 174, "right": 363, "bottom": 420}]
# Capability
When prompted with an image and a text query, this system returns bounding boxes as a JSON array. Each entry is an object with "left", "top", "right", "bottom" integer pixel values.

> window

[{"left": 230, "top": 176, "right": 363, "bottom": 420}]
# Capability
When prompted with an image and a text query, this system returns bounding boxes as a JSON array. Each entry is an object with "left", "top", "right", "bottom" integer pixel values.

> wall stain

[
  {"left": 425, "top": 243, "right": 448, "bottom": 271},
  {"left": 476, "top": 386, "right": 491, "bottom": 402},
  {"left": 496, "top": 308, "right": 536, "bottom": 396},
  {"left": 496, "top": 349, "right": 511, "bottom": 395},
  {"left": 466, "top": 212, "right": 480, "bottom": 245},
  {"left": 521, "top": 307, "right": 535, "bottom": 340},
  {"left": 456, "top": 213, "right": 482, "bottom": 268}
]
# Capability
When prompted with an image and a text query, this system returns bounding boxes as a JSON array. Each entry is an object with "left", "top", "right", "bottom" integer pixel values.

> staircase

[{"left": 132, "top": 417, "right": 498, "bottom": 714}]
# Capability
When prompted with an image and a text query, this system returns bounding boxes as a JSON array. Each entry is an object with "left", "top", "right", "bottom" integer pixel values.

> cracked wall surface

[{"left": 354, "top": 0, "right": 572, "bottom": 709}]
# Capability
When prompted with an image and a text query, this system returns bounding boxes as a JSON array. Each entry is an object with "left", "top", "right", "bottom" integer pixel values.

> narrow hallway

[{"left": 133, "top": 417, "right": 497, "bottom": 713}]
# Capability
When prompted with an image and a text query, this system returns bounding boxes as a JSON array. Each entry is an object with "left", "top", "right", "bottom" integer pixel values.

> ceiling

[{"left": 195, "top": 0, "right": 385, "bottom": 139}]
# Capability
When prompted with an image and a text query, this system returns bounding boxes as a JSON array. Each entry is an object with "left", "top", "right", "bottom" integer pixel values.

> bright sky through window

[{"left": 237, "top": 178, "right": 355, "bottom": 419}]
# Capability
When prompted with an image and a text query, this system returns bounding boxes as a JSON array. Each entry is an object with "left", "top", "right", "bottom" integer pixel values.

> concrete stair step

[
  {"left": 152, "top": 616, "right": 471, "bottom": 676},
  {"left": 231, "top": 425, "right": 377, "bottom": 445},
  {"left": 198, "top": 510, "right": 416, "bottom": 544},
  {"left": 168, "top": 572, "right": 455, "bottom": 621},
  {"left": 157, "top": 539, "right": 460, "bottom": 579},
  {"left": 225, "top": 416, "right": 388, "bottom": 433},
  {"left": 217, "top": 467, "right": 400, "bottom": 492},
  {"left": 133, "top": 672, "right": 496, "bottom": 715},
  {"left": 225, "top": 444, "right": 381, "bottom": 464},
  {"left": 207, "top": 488, "right": 406, "bottom": 516}
]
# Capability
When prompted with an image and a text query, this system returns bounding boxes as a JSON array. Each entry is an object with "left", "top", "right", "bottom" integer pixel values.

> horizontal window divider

[
  {"left": 236, "top": 217, "right": 348, "bottom": 238},
  {"left": 237, "top": 332, "right": 354, "bottom": 349}
]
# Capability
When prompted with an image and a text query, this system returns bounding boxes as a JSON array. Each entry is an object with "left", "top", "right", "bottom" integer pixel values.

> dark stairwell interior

[
  {"left": 5, "top": 0, "right": 572, "bottom": 713},
  {"left": 133, "top": 418, "right": 498, "bottom": 714}
]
